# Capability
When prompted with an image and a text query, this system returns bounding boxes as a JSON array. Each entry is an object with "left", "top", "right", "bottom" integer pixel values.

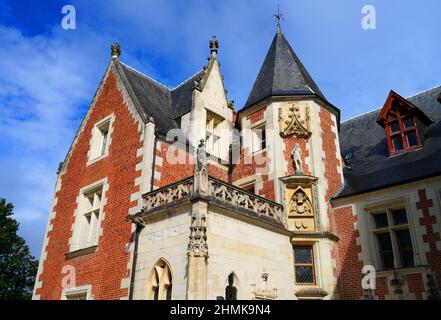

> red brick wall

[
  {"left": 416, "top": 189, "right": 441, "bottom": 286},
  {"left": 332, "top": 205, "right": 364, "bottom": 299},
  {"left": 231, "top": 106, "right": 276, "bottom": 201},
  {"left": 406, "top": 273, "right": 425, "bottom": 300},
  {"left": 153, "top": 141, "right": 194, "bottom": 188},
  {"left": 375, "top": 276, "right": 389, "bottom": 299},
  {"left": 36, "top": 69, "right": 142, "bottom": 299},
  {"left": 152, "top": 140, "right": 229, "bottom": 189}
]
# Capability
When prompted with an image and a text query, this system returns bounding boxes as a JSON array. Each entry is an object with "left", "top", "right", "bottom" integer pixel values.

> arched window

[
  {"left": 148, "top": 259, "right": 172, "bottom": 300},
  {"left": 225, "top": 273, "right": 238, "bottom": 300}
]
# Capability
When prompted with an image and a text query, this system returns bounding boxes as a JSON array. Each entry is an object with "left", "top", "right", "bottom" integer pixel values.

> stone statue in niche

[
  {"left": 292, "top": 143, "right": 303, "bottom": 174},
  {"left": 193, "top": 139, "right": 209, "bottom": 196},
  {"left": 288, "top": 187, "right": 313, "bottom": 217}
]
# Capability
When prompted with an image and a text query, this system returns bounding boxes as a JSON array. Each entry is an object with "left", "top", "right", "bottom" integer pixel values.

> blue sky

[{"left": 0, "top": 0, "right": 439, "bottom": 258}]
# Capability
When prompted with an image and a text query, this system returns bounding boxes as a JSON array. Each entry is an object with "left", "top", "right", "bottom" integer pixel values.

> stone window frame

[
  {"left": 69, "top": 178, "right": 109, "bottom": 253},
  {"left": 205, "top": 110, "right": 224, "bottom": 158},
  {"left": 245, "top": 118, "right": 267, "bottom": 155},
  {"left": 364, "top": 199, "right": 420, "bottom": 272},
  {"left": 87, "top": 114, "right": 115, "bottom": 166},
  {"left": 292, "top": 241, "right": 321, "bottom": 288},
  {"left": 61, "top": 284, "right": 92, "bottom": 300},
  {"left": 251, "top": 123, "right": 267, "bottom": 154}
]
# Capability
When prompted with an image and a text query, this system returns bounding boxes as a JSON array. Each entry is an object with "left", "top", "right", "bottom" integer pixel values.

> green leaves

[{"left": 0, "top": 198, "right": 39, "bottom": 300}]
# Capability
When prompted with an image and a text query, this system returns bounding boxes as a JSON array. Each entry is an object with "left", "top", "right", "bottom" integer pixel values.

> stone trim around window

[
  {"left": 86, "top": 114, "right": 115, "bottom": 166},
  {"left": 69, "top": 178, "right": 109, "bottom": 253},
  {"left": 364, "top": 199, "right": 420, "bottom": 271},
  {"left": 61, "top": 285, "right": 92, "bottom": 300}
]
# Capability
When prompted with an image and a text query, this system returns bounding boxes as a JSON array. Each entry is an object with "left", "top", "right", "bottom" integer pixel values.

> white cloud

[{"left": 0, "top": 25, "right": 113, "bottom": 256}]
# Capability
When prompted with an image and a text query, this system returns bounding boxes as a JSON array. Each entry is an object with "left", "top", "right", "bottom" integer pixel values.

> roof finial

[
  {"left": 111, "top": 42, "right": 121, "bottom": 59},
  {"left": 209, "top": 35, "right": 219, "bottom": 57},
  {"left": 274, "top": 4, "right": 284, "bottom": 33}
]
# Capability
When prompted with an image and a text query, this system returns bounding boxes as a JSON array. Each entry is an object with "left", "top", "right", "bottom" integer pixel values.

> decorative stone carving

[
  {"left": 279, "top": 105, "right": 311, "bottom": 138},
  {"left": 193, "top": 139, "right": 209, "bottom": 196},
  {"left": 111, "top": 42, "right": 121, "bottom": 58},
  {"left": 281, "top": 175, "right": 319, "bottom": 232},
  {"left": 288, "top": 187, "right": 313, "bottom": 217},
  {"left": 209, "top": 35, "right": 219, "bottom": 55},
  {"left": 292, "top": 143, "right": 303, "bottom": 174},
  {"left": 209, "top": 179, "right": 284, "bottom": 223},
  {"left": 426, "top": 272, "right": 440, "bottom": 300},
  {"left": 389, "top": 271, "right": 405, "bottom": 296},
  {"left": 129, "top": 172, "right": 284, "bottom": 226},
  {"left": 251, "top": 272, "right": 278, "bottom": 300},
  {"left": 187, "top": 203, "right": 208, "bottom": 259}
]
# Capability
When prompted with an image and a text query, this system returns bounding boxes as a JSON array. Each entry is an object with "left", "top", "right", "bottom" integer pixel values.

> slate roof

[
  {"left": 115, "top": 60, "right": 203, "bottom": 136},
  {"left": 244, "top": 30, "right": 325, "bottom": 108},
  {"left": 335, "top": 86, "right": 441, "bottom": 199}
]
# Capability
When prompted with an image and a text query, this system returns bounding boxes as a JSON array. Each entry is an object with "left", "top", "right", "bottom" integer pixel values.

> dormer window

[
  {"left": 377, "top": 91, "right": 433, "bottom": 157},
  {"left": 386, "top": 101, "right": 421, "bottom": 154}
]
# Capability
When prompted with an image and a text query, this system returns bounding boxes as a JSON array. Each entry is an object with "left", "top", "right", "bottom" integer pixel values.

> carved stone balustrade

[{"left": 129, "top": 176, "right": 284, "bottom": 227}]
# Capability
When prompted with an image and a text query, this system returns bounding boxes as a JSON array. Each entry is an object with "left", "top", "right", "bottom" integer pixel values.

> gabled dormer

[{"left": 377, "top": 90, "right": 433, "bottom": 156}]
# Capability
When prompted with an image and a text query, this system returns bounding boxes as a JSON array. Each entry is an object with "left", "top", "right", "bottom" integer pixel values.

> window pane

[
  {"left": 377, "top": 233, "right": 394, "bottom": 270},
  {"left": 390, "top": 121, "right": 400, "bottom": 133},
  {"left": 295, "top": 266, "right": 314, "bottom": 284},
  {"left": 406, "top": 131, "right": 418, "bottom": 148},
  {"left": 377, "top": 233, "right": 392, "bottom": 250},
  {"left": 391, "top": 209, "right": 408, "bottom": 225},
  {"left": 374, "top": 213, "right": 388, "bottom": 228},
  {"left": 403, "top": 117, "right": 414, "bottom": 128},
  {"left": 100, "top": 130, "right": 108, "bottom": 156},
  {"left": 392, "top": 135, "right": 404, "bottom": 151},
  {"left": 295, "top": 247, "right": 312, "bottom": 264},
  {"left": 382, "top": 252, "right": 395, "bottom": 270},
  {"left": 396, "top": 229, "right": 415, "bottom": 267}
]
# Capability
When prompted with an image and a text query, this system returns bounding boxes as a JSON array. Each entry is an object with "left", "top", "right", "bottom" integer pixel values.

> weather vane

[{"left": 274, "top": 4, "right": 285, "bottom": 32}]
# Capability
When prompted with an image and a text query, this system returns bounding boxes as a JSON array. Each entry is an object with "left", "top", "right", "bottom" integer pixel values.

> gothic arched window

[
  {"left": 148, "top": 259, "right": 172, "bottom": 300},
  {"left": 225, "top": 273, "right": 237, "bottom": 300}
]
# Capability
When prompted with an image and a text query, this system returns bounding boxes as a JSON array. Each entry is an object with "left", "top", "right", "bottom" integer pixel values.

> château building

[{"left": 33, "top": 26, "right": 441, "bottom": 300}]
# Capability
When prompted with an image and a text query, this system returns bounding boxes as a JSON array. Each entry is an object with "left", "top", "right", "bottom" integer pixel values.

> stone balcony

[{"left": 129, "top": 176, "right": 284, "bottom": 227}]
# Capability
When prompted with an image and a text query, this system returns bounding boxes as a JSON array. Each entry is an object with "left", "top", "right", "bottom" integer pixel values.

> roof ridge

[
  {"left": 172, "top": 69, "right": 203, "bottom": 90},
  {"left": 119, "top": 61, "right": 172, "bottom": 90},
  {"left": 406, "top": 84, "right": 441, "bottom": 99},
  {"left": 341, "top": 86, "right": 441, "bottom": 124}
]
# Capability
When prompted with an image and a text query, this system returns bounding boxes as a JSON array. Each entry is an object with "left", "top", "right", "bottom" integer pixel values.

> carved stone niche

[
  {"left": 278, "top": 104, "right": 311, "bottom": 138},
  {"left": 280, "top": 175, "right": 319, "bottom": 232}
]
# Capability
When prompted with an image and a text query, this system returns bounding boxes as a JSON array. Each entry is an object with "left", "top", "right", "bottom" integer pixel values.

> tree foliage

[{"left": 0, "top": 198, "right": 38, "bottom": 300}]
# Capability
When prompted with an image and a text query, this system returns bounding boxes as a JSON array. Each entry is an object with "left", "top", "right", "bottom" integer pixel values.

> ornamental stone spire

[
  {"left": 111, "top": 42, "right": 121, "bottom": 59},
  {"left": 209, "top": 36, "right": 219, "bottom": 57}
]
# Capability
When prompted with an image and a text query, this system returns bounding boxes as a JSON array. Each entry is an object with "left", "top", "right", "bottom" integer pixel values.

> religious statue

[
  {"left": 193, "top": 139, "right": 209, "bottom": 196},
  {"left": 292, "top": 143, "right": 302, "bottom": 174}
]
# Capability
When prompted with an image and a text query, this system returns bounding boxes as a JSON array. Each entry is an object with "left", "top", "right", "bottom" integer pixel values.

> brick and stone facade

[{"left": 33, "top": 30, "right": 441, "bottom": 300}]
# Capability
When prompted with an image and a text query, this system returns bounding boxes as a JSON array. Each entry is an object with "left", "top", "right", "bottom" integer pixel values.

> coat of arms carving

[
  {"left": 288, "top": 187, "right": 313, "bottom": 217},
  {"left": 279, "top": 105, "right": 311, "bottom": 138}
]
